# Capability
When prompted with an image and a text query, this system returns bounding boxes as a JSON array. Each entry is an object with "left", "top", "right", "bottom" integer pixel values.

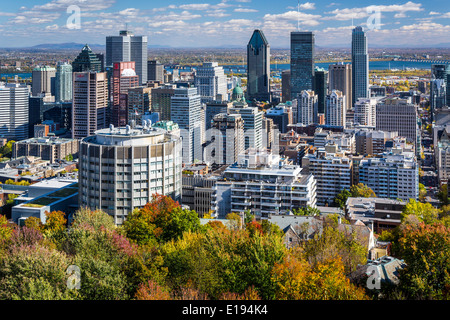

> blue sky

[{"left": 0, "top": 0, "right": 449, "bottom": 48}]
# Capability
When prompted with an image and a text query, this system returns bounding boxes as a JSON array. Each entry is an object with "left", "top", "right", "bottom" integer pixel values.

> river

[{"left": 0, "top": 60, "right": 436, "bottom": 80}]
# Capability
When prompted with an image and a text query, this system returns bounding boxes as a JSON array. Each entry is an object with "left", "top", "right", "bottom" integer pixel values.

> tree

[
  {"left": 0, "top": 214, "right": 13, "bottom": 244},
  {"left": 350, "top": 183, "right": 376, "bottom": 198},
  {"left": 123, "top": 194, "right": 201, "bottom": 245},
  {"left": 401, "top": 199, "right": 439, "bottom": 225},
  {"left": 0, "top": 244, "right": 76, "bottom": 300},
  {"left": 334, "top": 189, "right": 352, "bottom": 209},
  {"left": 437, "top": 184, "right": 449, "bottom": 205},
  {"left": 24, "top": 216, "right": 43, "bottom": 232},
  {"left": 226, "top": 212, "right": 241, "bottom": 231},
  {"left": 43, "top": 211, "right": 67, "bottom": 234},
  {"left": 302, "top": 222, "right": 368, "bottom": 274},
  {"left": 244, "top": 209, "right": 254, "bottom": 224},
  {"left": 396, "top": 222, "right": 450, "bottom": 299},
  {"left": 419, "top": 183, "right": 427, "bottom": 202},
  {"left": 271, "top": 254, "right": 368, "bottom": 300},
  {"left": 293, "top": 206, "right": 321, "bottom": 216}
]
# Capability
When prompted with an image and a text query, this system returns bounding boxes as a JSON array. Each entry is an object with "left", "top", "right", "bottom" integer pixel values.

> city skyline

[{"left": 0, "top": 1, "right": 450, "bottom": 48}]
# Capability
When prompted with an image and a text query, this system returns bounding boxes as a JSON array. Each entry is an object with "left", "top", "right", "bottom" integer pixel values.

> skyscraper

[
  {"left": 290, "top": 32, "right": 315, "bottom": 101},
  {"left": 148, "top": 60, "right": 164, "bottom": 83},
  {"left": 247, "top": 29, "right": 271, "bottom": 102},
  {"left": 72, "top": 72, "right": 109, "bottom": 139},
  {"left": 313, "top": 66, "right": 327, "bottom": 115},
  {"left": 194, "top": 62, "right": 228, "bottom": 104},
  {"left": 151, "top": 85, "right": 177, "bottom": 121},
  {"left": 298, "top": 90, "right": 318, "bottom": 125},
  {"left": 171, "top": 87, "right": 203, "bottom": 164},
  {"left": 128, "top": 86, "right": 153, "bottom": 126},
  {"left": 229, "top": 103, "right": 263, "bottom": 151},
  {"left": 326, "top": 90, "right": 346, "bottom": 128},
  {"left": 72, "top": 45, "right": 102, "bottom": 73},
  {"left": 111, "top": 61, "right": 139, "bottom": 127},
  {"left": 106, "top": 30, "right": 148, "bottom": 85},
  {"left": 281, "top": 70, "right": 291, "bottom": 102},
  {"left": 329, "top": 62, "right": 352, "bottom": 110},
  {"left": 32, "top": 66, "right": 56, "bottom": 100},
  {"left": 55, "top": 62, "right": 73, "bottom": 102},
  {"left": 0, "top": 83, "right": 29, "bottom": 140},
  {"left": 430, "top": 64, "right": 450, "bottom": 119},
  {"left": 352, "top": 26, "right": 369, "bottom": 107}
]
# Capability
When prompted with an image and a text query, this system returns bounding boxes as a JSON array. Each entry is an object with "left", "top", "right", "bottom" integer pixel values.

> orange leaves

[{"left": 272, "top": 254, "right": 368, "bottom": 300}]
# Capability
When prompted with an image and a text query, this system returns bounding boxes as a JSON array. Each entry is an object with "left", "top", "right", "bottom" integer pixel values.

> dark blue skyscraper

[
  {"left": 352, "top": 26, "right": 369, "bottom": 107},
  {"left": 247, "top": 29, "right": 271, "bottom": 102},
  {"left": 313, "top": 66, "right": 327, "bottom": 115},
  {"left": 290, "top": 32, "right": 315, "bottom": 101}
]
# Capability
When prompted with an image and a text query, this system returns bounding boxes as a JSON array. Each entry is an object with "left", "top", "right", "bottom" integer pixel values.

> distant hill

[
  {"left": 22, "top": 43, "right": 171, "bottom": 51},
  {"left": 30, "top": 42, "right": 105, "bottom": 51}
]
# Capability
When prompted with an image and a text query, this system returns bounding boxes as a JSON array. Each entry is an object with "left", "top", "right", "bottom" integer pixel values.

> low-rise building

[
  {"left": 13, "top": 136, "right": 79, "bottom": 163},
  {"left": 345, "top": 197, "right": 406, "bottom": 233}
]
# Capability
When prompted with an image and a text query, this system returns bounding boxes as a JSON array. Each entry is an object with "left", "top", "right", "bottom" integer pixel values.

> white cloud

[
  {"left": 324, "top": 1, "right": 423, "bottom": 21},
  {"left": 299, "top": 2, "right": 316, "bottom": 10},
  {"left": 263, "top": 11, "right": 321, "bottom": 26},
  {"left": 234, "top": 8, "right": 258, "bottom": 13}
]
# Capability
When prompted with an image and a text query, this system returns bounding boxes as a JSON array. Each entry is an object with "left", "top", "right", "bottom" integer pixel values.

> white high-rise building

[
  {"left": 0, "top": 83, "right": 29, "bottom": 140},
  {"left": 194, "top": 62, "right": 228, "bottom": 104},
  {"left": 302, "top": 145, "right": 353, "bottom": 206},
  {"left": 354, "top": 97, "right": 377, "bottom": 127},
  {"left": 229, "top": 103, "right": 263, "bottom": 151},
  {"left": 298, "top": 90, "right": 318, "bottom": 125},
  {"left": 212, "top": 150, "right": 317, "bottom": 218},
  {"left": 326, "top": 90, "right": 346, "bottom": 127},
  {"left": 359, "top": 151, "right": 419, "bottom": 201},
  {"left": 171, "top": 87, "right": 203, "bottom": 164},
  {"left": 79, "top": 124, "right": 182, "bottom": 225}
]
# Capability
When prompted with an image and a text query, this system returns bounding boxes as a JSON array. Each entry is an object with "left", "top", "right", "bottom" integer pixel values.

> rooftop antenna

[{"left": 297, "top": 0, "right": 300, "bottom": 31}]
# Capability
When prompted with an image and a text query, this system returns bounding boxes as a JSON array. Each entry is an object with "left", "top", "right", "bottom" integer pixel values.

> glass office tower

[
  {"left": 351, "top": 26, "right": 369, "bottom": 107},
  {"left": 290, "top": 32, "right": 315, "bottom": 102}
]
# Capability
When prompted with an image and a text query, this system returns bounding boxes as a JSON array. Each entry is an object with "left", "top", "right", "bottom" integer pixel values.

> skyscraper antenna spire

[{"left": 297, "top": 0, "right": 300, "bottom": 31}]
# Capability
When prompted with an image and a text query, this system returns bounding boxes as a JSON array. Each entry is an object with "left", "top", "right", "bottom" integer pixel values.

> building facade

[
  {"left": 329, "top": 62, "right": 352, "bottom": 110},
  {"left": 55, "top": 62, "right": 73, "bottom": 102},
  {"left": 194, "top": 62, "right": 228, "bottom": 104},
  {"left": 171, "top": 87, "right": 203, "bottom": 164},
  {"left": 212, "top": 151, "right": 317, "bottom": 218},
  {"left": 0, "top": 83, "right": 29, "bottom": 141},
  {"left": 352, "top": 26, "right": 369, "bottom": 107},
  {"left": 72, "top": 72, "right": 109, "bottom": 139},
  {"left": 326, "top": 90, "right": 346, "bottom": 128},
  {"left": 106, "top": 30, "right": 148, "bottom": 85},
  {"left": 79, "top": 125, "right": 182, "bottom": 225},
  {"left": 290, "top": 32, "right": 315, "bottom": 101},
  {"left": 247, "top": 29, "right": 271, "bottom": 102}
]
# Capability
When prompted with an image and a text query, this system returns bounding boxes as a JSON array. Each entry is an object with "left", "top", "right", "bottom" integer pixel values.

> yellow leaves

[{"left": 272, "top": 254, "right": 369, "bottom": 300}]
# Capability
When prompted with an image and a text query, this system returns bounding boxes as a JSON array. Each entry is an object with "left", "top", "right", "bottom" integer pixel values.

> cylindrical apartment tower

[{"left": 79, "top": 122, "right": 182, "bottom": 225}]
